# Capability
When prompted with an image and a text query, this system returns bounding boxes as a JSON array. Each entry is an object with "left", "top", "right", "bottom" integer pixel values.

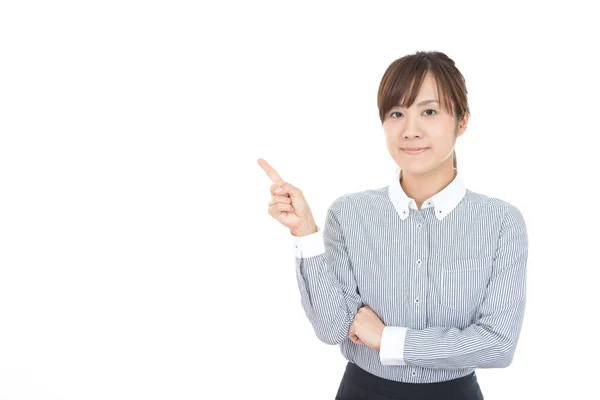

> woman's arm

[{"left": 293, "top": 195, "right": 363, "bottom": 345}]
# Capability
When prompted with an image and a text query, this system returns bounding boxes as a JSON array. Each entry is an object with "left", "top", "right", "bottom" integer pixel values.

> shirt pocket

[{"left": 438, "top": 255, "right": 493, "bottom": 313}]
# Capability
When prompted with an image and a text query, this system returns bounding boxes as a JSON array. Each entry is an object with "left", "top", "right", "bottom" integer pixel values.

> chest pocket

[{"left": 438, "top": 256, "right": 493, "bottom": 313}]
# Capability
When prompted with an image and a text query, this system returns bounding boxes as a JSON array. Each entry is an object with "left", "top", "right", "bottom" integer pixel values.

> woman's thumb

[{"left": 279, "top": 182, "right": 303, "bottom": 197}]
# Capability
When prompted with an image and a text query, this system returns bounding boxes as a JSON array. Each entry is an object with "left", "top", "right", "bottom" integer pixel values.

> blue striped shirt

[{"left": 291, "top": 168, "right": 528, "bottom": 383}]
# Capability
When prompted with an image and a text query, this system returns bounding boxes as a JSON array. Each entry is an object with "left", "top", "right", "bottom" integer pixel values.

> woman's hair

[{"left": 377, "top": 51, "right": 469, "bottom": 169}]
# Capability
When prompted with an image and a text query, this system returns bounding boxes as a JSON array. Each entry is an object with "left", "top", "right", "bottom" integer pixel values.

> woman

[{"left": 258, "top": 51, "right": 527, "bottom": 400}]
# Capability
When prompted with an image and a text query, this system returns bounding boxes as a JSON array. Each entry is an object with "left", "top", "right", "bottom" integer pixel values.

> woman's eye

[{"left": 389, "top": 110, "right": 436, "bottom": 118}]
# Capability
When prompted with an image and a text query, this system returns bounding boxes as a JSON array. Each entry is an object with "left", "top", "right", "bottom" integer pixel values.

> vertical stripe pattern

[{"left": 294, "top": 186, "right": 528, "bottom": 383}]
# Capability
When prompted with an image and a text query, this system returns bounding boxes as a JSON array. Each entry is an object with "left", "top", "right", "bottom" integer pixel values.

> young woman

[{"left": 258, "top": 51, "right": 527, "bottom": 400}]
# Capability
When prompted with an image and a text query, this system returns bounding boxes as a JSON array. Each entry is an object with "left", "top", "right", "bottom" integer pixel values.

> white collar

[{"left": 388, "top": 167, "right": 466, "bottom": 220}]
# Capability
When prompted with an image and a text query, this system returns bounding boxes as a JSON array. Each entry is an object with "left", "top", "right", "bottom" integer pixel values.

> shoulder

[
  {"left": 328, "top": 186, "right": 388, "bottom": 214},
  {"left": 463, "top": 189, "right": 527, "bottom": 229}
]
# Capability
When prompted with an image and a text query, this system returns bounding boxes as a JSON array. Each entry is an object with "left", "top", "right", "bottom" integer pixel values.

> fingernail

[{"left": 275, "top": 187, "right": 282, "bottom": 193}]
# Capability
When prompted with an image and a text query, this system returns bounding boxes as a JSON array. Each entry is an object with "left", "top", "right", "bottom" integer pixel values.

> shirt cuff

[
  {"left": 292, "top": 225, "right": 325, "bottom": 258},
  {"left": 379, "top": 326, "right": 408, "bottom": 366}
]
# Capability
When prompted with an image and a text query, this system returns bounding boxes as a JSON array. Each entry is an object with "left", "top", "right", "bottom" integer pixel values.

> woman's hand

[
  {"left": 258, "top": 158, "right": 318, "bottom": 237},
  {"left": 348, "top": 306, "right": 385, "bottom": 351}
]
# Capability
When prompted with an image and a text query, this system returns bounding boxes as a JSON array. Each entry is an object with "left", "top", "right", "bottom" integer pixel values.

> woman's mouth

[{"left": 402, "top": 147, "right": 429, "bottom": 155}]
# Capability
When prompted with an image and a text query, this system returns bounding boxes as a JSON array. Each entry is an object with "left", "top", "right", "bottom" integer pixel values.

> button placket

[{"left": 412, "top": 215, "right": 427, "bottom": 319}]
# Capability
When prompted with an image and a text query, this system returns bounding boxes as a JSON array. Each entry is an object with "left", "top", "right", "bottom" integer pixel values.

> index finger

[{"left": 257, "top": 158, "right": 284, "bottom": 184}]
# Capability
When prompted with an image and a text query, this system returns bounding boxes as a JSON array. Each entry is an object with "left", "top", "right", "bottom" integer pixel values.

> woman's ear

[{"left": 456, "top": 111, "right": 470, "bottom": 137}]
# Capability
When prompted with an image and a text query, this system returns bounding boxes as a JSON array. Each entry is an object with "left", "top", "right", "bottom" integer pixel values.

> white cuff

[
  {"left": 379, "top": 326, "right": 408, "bottom": 366},
  {"left": 292, "top": 225, "right": 325, "bottom": 258}
]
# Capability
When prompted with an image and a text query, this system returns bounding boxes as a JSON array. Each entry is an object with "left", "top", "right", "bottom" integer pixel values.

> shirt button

[
  {"left": 415, "top": 297, "right": 419, "bottom": 304},
  {"left": 417, "top": 223, "right": 422, "bottom": 229},
  {"left": 416, "top": 259, "right": 421, "bottom": 265},
  {"left": 412, "top": 371, "right": 416, "bottom": 376}
]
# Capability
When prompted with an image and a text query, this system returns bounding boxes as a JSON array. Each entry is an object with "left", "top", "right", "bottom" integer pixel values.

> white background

[{"left": 0, "top": 1, "right": 598, "bottom": 399}]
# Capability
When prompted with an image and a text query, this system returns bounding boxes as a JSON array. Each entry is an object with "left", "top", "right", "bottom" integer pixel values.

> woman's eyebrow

[
  {"left": 416, "top": 99, "right": 439, "bottom": 106},
  {"left": 392, "top": 99, "right": 439, "bottom": 109}
]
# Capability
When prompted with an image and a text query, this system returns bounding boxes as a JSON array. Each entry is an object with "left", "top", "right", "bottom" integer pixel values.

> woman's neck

[{"left": 400, "top": 161, "right": 456, "bottom": 210}]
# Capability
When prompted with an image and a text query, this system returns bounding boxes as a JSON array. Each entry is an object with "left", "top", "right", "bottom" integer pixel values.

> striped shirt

[{"left": 291, "top": 167, "right": 528, "bottom": 383}]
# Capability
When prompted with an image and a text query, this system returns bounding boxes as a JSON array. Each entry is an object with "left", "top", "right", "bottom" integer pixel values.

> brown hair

[{"left": 377, "top": 51, "right": 469, "bottom": 169}]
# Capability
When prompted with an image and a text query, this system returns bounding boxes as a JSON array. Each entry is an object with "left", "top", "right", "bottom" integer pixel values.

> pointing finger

[{"left": 257, "top": 158, "right": 284, "bottom": 184}]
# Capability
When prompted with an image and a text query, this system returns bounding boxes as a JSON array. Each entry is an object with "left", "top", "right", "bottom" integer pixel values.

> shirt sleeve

[
  {"left": 292, "top": 196, "right": 363, "bottom": 345},
  {"left": 379, "top": 326, "right": 409, "bottom": 365},
  {"left": 380, "top": 204, "right": 528, "bottom": 369}
]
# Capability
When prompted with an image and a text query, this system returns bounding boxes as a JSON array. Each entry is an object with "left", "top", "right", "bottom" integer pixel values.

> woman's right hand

[{"left": 257, "top": 158, "right": 318, "bottom": 237}]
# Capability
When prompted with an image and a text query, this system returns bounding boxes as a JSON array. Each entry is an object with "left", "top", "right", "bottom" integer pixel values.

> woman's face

[{"left": 383, "top": 72, "right": 468, "bottom": 176}]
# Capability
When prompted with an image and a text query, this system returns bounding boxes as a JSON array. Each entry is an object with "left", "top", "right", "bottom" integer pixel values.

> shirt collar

[{"left": 388, "top": 167, "right": 466, "bottom": 220}]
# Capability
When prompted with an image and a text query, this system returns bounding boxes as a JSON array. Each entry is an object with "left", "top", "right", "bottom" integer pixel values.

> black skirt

[{"left": 335, "top": 362, "right": 484, "bottom": 400}]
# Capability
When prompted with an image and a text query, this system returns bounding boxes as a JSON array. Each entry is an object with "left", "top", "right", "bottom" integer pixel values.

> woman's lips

[{"left": 402, "top": 147, "right": 429, "bottom": 155}]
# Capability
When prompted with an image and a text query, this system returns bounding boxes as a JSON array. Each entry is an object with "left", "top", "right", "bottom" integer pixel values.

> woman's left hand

[{"left": 348, "top": 305, "right": 385, "bottom": 351}]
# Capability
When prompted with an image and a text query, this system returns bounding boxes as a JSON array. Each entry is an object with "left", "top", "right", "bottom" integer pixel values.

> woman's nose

[{"left": 403, "top": 117, "right": 422, "bottom": 138}]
